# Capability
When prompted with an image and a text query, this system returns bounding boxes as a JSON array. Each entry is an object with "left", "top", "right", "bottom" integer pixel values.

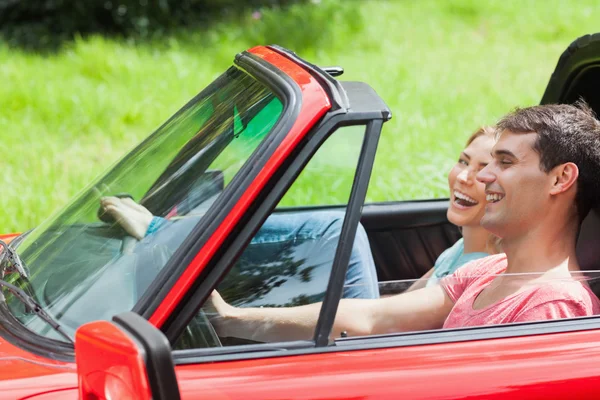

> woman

[{"left": 407, "top": 125, "right": 500, "bottom": 291}]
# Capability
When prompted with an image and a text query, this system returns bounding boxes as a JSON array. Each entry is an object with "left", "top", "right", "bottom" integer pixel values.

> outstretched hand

[{"left": 100, "top": 196, "right": 154, "bottom": 240}]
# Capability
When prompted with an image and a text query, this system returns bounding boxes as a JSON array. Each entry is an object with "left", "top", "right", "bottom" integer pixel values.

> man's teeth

[
  {"left": 454, "top": 190, "right": 477, "bottom": 205},
  {"left": 486, "top": 193, "right": 505, "bottom": 203}
]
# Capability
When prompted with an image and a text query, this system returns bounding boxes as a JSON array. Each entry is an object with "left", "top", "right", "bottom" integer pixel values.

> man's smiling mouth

[{"left": 486, "top": 193, "right": 505, "bottom": 203}]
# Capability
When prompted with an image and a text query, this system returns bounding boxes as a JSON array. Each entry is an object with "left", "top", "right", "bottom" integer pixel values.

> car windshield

[{"left": 6, "top": 66, "right": 284, "bottom": 341}]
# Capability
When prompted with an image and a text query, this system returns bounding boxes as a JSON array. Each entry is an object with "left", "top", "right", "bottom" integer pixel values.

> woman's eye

[
  {"left": 459, "top": 159, "right": 468, "bottom": 166},
  {"left": 500, "top": 159, "right": 512, "bottom": 166}
]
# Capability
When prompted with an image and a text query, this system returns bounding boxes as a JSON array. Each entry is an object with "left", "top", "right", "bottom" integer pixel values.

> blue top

[
  {"left": 425, "top": 238, "right": 489, "bottom": 287},
  {"left": 146, "top": 216, "right": 166, "bottom": 236}
]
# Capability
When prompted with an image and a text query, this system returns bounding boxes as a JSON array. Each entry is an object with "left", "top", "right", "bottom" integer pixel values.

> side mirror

[{"left": 76, "top": 312, "right": 181, "bottom": 400}]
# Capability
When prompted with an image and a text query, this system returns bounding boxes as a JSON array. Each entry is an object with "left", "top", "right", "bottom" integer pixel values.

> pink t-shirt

[{"left": 441, "top": 254, "right": 600, "bottom": 329}]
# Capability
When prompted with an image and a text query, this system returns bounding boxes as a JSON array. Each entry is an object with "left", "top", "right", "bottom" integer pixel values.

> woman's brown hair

[
  {"left": 465, "top": 125, "right": 497, "bottom": 146},
  {"left": 464, "top": 125, "right": 502, "bottom": 254}
]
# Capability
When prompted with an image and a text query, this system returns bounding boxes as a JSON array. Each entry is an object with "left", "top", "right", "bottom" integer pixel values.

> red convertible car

[{"left": 2, "top": 35, "right": 600, "bottom": 399}]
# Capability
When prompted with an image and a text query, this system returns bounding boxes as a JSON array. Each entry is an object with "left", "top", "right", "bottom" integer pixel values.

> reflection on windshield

[{"left": 7, "top": 67, "right": 284, "bottom": 341}]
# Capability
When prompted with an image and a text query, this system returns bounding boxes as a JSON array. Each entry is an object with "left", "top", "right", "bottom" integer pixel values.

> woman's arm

[{"left": 208, "top": 284, "right": 454, "bottom": 342}]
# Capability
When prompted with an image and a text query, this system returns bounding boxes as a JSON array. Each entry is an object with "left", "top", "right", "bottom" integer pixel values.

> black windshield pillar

[{"left": 313, "top": 118, "right": 383, "bottom": 347}]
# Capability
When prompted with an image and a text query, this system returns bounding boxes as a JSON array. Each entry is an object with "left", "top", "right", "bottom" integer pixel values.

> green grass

[{"left": 1, "top": 0, "right": 600, "bottom": 232}]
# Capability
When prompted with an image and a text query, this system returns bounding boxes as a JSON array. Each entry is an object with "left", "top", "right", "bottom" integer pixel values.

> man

[{"left": 209, "top": 102, "right": 600, "bottom": 343}]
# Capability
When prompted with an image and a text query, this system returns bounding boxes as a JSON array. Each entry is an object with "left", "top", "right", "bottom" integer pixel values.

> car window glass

[
  {"left": 277, "top": 126, "right": 364, "bottom": 207},
  {"left": 7, "top": 68, "right": 285, "bottom": 341},
  {"left": 209, "top": 99, "right": 282, "bottom": 186},
  {"left": 175, "top": 125, "right": 373, "bottom": 350}
]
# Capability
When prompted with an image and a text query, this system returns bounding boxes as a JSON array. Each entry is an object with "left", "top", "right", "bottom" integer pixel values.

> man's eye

[{"left": 500, "top": 159, "right": 512, "bottom": 165}]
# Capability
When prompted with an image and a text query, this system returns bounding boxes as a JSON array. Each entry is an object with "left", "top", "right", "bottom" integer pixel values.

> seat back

[
  {"left": 576, "top": 208, "right": 600, "bottom": 271},
  {"left": 576, "top": 208, "right": 600, "bottom": 295}
]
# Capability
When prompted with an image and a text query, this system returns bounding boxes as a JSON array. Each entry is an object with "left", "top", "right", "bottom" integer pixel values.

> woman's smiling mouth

[{"left": 453, "top": 190, "right": 479, "bottom": 208}]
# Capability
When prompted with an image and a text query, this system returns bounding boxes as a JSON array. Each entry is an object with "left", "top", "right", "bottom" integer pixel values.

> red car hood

[{"left": 0, "top": 335, "right": 77, "bottom": 399}]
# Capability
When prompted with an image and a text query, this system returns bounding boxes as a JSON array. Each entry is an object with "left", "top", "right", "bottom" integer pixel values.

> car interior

[{"left": 216, "top": 35, "right": 600, "bottom": 307}]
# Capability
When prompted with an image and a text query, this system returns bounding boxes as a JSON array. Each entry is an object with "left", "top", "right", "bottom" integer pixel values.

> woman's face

[{"left": 447, "top": 134, "right": 495, "bottom": 227}]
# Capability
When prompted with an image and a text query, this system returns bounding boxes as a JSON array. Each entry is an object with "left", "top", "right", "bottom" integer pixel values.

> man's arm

[
  {"left": 405, "top": 267, "right": 435, "bottom": 292},
  {"left": 209, "top": 284, "right": 455, "bottom": 342},
  {"left": 365, "top": 283, "right": 454, "bottom": 334}
]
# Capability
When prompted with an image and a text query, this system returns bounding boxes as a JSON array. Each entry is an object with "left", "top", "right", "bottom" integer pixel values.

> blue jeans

[
  {"left": 147, "top": 210, "right": 380, "bottom": 306},
  {"left": 239, "top": 210, "right": 380, "bottom": 302}
]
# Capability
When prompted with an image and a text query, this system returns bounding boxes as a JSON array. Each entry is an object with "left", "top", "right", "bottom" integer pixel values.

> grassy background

[{"left": 1, "top": 0, "right": 599, "bottom": 232}]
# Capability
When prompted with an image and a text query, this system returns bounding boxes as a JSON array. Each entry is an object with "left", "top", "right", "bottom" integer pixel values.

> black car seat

[{"left": 576, "top": 208, "right": 600, "bottom": 295}]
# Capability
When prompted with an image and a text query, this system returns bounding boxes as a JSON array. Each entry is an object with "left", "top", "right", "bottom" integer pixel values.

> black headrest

[{"left": 576, "top": 208, "right": 600, "bottom": 271}]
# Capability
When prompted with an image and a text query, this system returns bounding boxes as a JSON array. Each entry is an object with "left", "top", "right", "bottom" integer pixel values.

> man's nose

[{"left": 476, "top": 163, "right": 495, "bottom": 184}]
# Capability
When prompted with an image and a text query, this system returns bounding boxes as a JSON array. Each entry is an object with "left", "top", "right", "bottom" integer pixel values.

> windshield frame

[{"left": 132, "top": 51, "right": 306, "bottom": 323}]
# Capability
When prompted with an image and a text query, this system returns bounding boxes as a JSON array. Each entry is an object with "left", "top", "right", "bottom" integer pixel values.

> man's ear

[{"left": 549, "top": 162, "right": 579, "bottom": 195}]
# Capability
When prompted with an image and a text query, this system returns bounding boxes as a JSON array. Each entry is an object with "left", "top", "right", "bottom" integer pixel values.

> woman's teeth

[
  {"left": 454, "top": 190, "right": 478, "bottom": 205},
  {"left": 486, "top": 193, "right": 505, "bottom": 203}
]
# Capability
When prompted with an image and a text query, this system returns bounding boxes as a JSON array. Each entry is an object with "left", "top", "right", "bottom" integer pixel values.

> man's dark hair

[{"left": 496, "top": 100, "right": 600, "bottom": 222}]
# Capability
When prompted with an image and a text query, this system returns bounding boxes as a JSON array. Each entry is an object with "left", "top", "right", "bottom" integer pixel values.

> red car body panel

[
  {"left": 173, "top": 329, "right": 600, "bottom": 399},
  {"left": 22, "top": 389, "right": 78, "bottom": 400},
  {"left": 0, "top": 234, "right": 18, "bottom": 244},
  {"left": 148, "top": 46, "right": 332, "bottom": 328},
  {"left": 0, "top": 374, "right": 77, "bottom": 400},
  {"left": 0, "top": 335, "right": 75, "bottom": 400}
]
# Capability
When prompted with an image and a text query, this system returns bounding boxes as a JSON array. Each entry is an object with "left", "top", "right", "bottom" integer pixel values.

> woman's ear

[{"left": 549, "top": 162, "right": 579, "bottom": 195}]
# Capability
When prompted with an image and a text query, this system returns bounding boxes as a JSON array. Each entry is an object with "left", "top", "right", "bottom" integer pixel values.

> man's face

[{"left": 476, "top": 130, "right": 553, "bottom": 238}]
